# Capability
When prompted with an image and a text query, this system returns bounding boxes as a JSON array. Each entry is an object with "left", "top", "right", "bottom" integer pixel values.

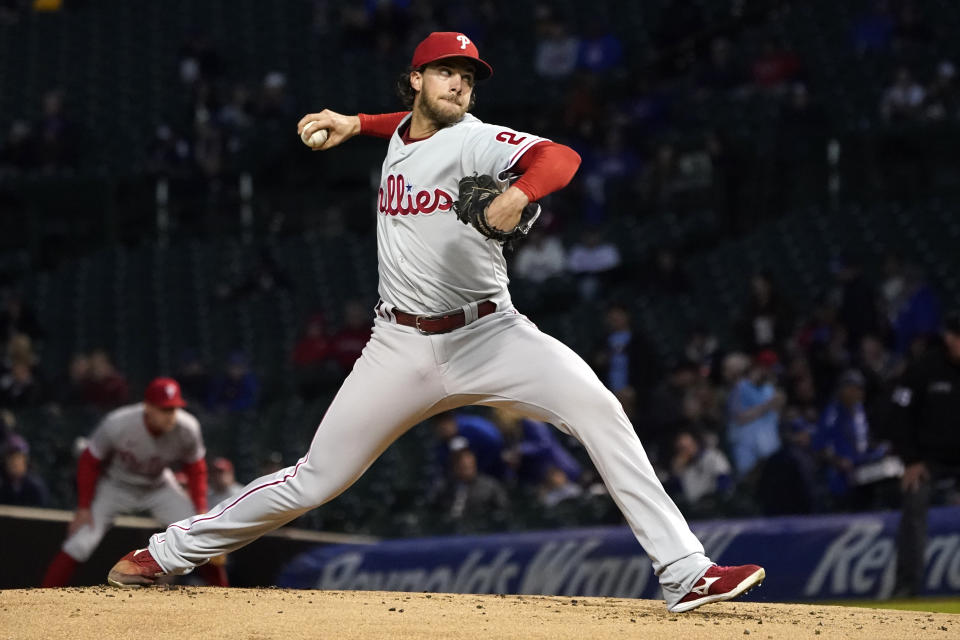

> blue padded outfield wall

[{"left": 277, "top": 507, "right": 960, "bottom": 601}]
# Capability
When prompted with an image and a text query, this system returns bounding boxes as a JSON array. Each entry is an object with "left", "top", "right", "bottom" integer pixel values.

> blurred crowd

[
  {"left": 2, "top": 1, "right": 960, "bottom": 542},
  {"left": 2, "top": 1, "right": 958, "bottom": 216},
  {"left": 2, "top": 248, "right": 956, "bottom": 534}
]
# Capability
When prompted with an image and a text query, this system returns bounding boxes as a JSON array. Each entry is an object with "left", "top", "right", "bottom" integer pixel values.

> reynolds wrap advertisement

[{"left": 277, "top": 507, "right": 960, "bottom": 601}]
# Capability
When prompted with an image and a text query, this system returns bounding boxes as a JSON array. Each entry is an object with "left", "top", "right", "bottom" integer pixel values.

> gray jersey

[
  {"left": 148, "top": 106, "right": 725, "bottom": 609},
  {"left": 376, "top": 113, "right": 546, "bottom": 314},
  {"left": 87, "top": 403, "right": 205, "bottom": 488}
]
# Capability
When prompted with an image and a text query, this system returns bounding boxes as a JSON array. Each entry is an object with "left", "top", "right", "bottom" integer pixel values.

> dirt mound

[{"left": 1, "top": 587, "right": 956, "bottom": 639}]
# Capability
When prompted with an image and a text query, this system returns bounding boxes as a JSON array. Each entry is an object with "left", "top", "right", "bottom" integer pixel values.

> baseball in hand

[{"left": 300, "top": 126, "right": 329, "bottom": 148}]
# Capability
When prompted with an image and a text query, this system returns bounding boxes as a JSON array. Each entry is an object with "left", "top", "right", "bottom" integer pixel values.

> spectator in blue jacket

[
  {"left": 493, "top": 407, "right": 582, "bottom": 486},
  {"left": 892, "top": 267, "right": 942, "bottom": 355},
  {"left": 577, "top": 21, "right": 623, "bottom": 74},
  {"left": 814, "top": 369, "right": 888, "bottom": 501},
  {"left": 431, "top": 411, "right": 506, "bottom": 480},
  {"left": 207, "top": 351, "right": 260, "bottom": 412},
  {"left": 726, "top": 350, "right": 785, "bottom": 477}
]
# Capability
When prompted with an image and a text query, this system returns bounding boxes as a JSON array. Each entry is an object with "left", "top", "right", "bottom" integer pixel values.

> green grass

[{"left": 827, "top": 597, "right": 960, "bottom": 614}]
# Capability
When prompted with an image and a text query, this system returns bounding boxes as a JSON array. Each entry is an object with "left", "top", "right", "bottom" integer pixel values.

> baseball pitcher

[{"left": 108, "top": 33, "right": 763, "bottom": 612}]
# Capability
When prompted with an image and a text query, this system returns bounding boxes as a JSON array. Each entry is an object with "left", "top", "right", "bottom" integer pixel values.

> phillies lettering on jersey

[
  {"left": 88, "top": 403, "right": 205, "bottom": 488},
  {"left": 378, "top": 174, "right": 454, "bottom": 216},
  {"left": 376, "top": 113, "right": 546, "bottom": 315},
  {"left": 114, "top": 449, "right": 168, "bottom": 477}
]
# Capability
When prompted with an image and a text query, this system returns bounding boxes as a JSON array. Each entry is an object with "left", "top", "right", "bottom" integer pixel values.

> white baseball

[{"left": 300, "top": 125, "right": 329, "bottom": 148}]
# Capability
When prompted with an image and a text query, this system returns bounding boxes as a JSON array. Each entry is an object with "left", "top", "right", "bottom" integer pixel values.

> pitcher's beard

[{"left": 418, "top": 93, "right": 466, "bottom": 127}]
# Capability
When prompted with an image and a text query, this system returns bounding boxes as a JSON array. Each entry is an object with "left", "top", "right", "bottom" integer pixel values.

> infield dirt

[{"left": 1, "top": 587, "right": 957, "bottom": 639}]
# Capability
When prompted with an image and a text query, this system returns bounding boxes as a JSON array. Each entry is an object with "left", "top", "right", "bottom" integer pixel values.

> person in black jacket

[
  {"left": 429, "top": 448, "right": 510, "bottom": 533},
  {"left": 592, "top": 302, "right": 662, "bottom": 397},
  {"left": 888, "top": 310, "right": 960, "bottom": 596}
]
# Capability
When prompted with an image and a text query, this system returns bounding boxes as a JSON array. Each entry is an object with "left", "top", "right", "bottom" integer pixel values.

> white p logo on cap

[
  {"left": 165, "top": 384, "right": 176, "bottom": 398},
  {"left": 456, "top": 34, "right": 470, "bottom": 49}
]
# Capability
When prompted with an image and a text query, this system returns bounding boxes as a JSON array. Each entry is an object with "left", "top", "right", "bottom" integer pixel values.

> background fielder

[
  {"left": 41, "top": 377, "right": 227, "bottom": 587},
  {"left": 107, "top": 32, "right": 763, "bottom": 612}
]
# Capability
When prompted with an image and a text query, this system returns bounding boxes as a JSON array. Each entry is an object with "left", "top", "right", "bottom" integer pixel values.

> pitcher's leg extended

[
  {"left": 145, "top": 483, "right": 228, "bottom": 586},
  {"left": 450, "top": 313, "right": 758, "bottom": 608},
  {"left": 144, "top": 321, "right": 447, "bottom": 576}
]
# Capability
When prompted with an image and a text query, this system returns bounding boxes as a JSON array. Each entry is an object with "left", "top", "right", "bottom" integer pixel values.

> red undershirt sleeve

[
  {"left": 358, "top": 112, "right": 410, "bottom": 139},
  {"left": 76, "top": 449, "right": 102, "bottom": 509},
  {"left": 181, "top": 458, "right": 209, "bottom": 513},
  {"left": 509, "top": 141, "right": 582, "bottom": 202}
]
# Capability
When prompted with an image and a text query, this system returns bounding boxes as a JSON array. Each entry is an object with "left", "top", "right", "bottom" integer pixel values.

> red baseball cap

[
  {"left": 144, "top": 377, "right": 187, "bottom": 408},
  {"left": 411, "top": 32, "right": 493, "bottom": 80}
]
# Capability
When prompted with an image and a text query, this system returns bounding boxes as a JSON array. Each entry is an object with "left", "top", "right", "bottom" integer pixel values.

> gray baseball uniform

[
  {"left": 63, "top": 403, "right": 204, "bottom": 562},
  {"left": 147, "top": 113, "right": 713, "bottom": 607}
]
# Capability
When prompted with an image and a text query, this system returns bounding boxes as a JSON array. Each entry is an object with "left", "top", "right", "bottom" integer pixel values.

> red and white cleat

[
  {"left": 668, "top": 564, "right": 766, "bottom": 613},
  {"left": 106, "top": 548, "right": 166, "bottom": 588}
]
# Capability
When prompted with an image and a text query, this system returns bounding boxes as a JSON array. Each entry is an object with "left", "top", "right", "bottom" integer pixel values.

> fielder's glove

[{"left": 453, "top": 174, "right": 541, "bottom": 248}]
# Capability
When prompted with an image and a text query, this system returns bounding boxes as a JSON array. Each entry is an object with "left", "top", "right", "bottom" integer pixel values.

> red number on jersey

[{"left": 496, "top": 131, "right": 527, "bottom": 145}]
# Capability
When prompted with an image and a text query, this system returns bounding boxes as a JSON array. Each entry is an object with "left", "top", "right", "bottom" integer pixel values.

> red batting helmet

[{"left": 411, "top": 32, "right": 493, "bottom": 80}]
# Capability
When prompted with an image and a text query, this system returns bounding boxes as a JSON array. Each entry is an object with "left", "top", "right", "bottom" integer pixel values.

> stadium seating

[{"left": 5, "top": 0, "right": 960, "bottom": 533}]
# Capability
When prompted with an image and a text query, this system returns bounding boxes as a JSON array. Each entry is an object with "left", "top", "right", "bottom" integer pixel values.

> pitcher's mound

[{"left": 2, "top": 587, "right": 956, "bottom": 639}]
